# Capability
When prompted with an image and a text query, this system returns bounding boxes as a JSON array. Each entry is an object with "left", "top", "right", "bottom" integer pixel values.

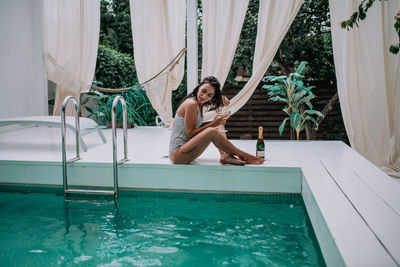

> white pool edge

[{"left": 1, "top": 134, "right": 399, "bottom": 266}]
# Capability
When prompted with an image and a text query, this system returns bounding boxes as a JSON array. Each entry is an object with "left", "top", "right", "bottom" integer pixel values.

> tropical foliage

[
  {"left": 96, "top": 0, "right": 186, "bottom": 114},
  {"left": 96, "top": 0, "right": 336, "bottom": 90},
  {"left": 81, "top": 84, "right": 156, "bottom": 127},
  {"left": 225, "top": 0, "right": 335, "bottom": 84},
  {"left": 94, "top": 0, "right": 346, "bottom": 140},
  {"left": 262, "top": 62, "right": 324, "bottom": 140},
  {"left": 99, "top": 0, "right": 133, "bottom": 56},
  {"left": 340, "top": 0, "right": 400, "bottom": 55},
  {"left": 95, "top": 45, "right": 137, "bottom": 89}
]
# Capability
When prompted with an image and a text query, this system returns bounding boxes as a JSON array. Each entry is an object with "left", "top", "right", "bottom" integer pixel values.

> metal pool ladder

[{"left": 61, "top": 95, "right": 129, "bottom": 200}]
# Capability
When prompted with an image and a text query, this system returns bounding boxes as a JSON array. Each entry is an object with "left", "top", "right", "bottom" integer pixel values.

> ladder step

[
  {"left": 64, "top": 198, "right": 117, "bottom": 205},
  {"left": 118, "top": 158, "right": 129, "bottom": 164},
  {"left": 67, "top": 156, "right": 80, "bottom": 163},
  {"left": 64, "top": 189, "right": 116, "bottom": 196}
]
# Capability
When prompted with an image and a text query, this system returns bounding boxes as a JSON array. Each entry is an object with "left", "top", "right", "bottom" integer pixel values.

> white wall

[{"left": 0, "top": 0, "right": 47, "bottom": 118}]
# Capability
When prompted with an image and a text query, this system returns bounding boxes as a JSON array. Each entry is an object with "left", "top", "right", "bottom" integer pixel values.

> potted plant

[{"left": 262, "top": 61, "right": 324, "bottom": 140}]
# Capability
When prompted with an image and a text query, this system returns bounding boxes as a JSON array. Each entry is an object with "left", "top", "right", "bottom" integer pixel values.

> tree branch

[
  {"left": 273, "top": 49, "right": 294, "bottom": 76},
  {"left": 303, "top": 31, "right": 331, "bottom": 43},
  {"left": 305, "top": 91, "right": 339, "bottom": 140},
  {"left": 317, "top": 91, "right": 338, "bottom": 125}
]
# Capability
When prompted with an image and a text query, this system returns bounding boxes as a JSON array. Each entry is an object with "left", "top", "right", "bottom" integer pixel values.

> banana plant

[{"left": 262, "top": 61, "right": 324, "bottom": 140}]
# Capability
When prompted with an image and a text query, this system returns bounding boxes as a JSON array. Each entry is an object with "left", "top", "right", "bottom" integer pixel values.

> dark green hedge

[{"left": 94, "top": 45, "right": 137, "bottom": 88}]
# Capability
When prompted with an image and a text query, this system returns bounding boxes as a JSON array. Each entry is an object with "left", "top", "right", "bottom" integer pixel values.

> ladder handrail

[
  {"left": 112, "top": 96, "right": 129, "bottom": 198},
  {"left": 61, "top": 96, "right": 80, "bottom": 192}
]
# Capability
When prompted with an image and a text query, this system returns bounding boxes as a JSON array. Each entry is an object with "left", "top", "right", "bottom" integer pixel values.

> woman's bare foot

[
  {"left": 220, "top": 154, "right": 246, "bottom": 165},
  {"left": 239, "top": 153, "right": 264, "bottom": 165}
]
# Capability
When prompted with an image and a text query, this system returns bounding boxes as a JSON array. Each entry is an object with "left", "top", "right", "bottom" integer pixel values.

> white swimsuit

[{"left": 168, "top": 109, "right": 203, "bottom": 156}]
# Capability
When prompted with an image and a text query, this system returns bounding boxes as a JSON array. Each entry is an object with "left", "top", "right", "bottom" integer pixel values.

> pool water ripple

[{"left": 0, "top": 192, "right": 325, "bottom": 266}]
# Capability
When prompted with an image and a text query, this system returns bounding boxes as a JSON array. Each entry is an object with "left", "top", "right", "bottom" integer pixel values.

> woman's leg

[
  {"left": 218, "top": 131, "right": 246, "bottom": 165},
  {"left": 215, "top": 121, "right": 246, "bottom": 165},
  {"left": 170, "top": 128, "right": 214, "bottom": 164},
  {"left": 171, "top": 127, "right": 263, "bottom": 165}
]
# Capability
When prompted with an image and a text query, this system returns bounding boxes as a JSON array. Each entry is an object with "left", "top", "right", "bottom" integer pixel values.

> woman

[{"left": 169, "top": 76, "right": 264, "bottom": 165}]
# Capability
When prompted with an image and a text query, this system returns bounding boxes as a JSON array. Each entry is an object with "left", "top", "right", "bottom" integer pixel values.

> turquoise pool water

[{"left": 0, "top": 191, "right": 325, "bottom": 266}]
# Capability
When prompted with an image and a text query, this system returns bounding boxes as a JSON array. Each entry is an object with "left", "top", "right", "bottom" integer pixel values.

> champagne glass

[{"left": 215, "top": 108, "right": 230, "bottom": 133}]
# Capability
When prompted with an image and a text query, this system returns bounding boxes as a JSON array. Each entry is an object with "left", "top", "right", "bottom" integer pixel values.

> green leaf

[
  {"left": 80, "top": 96, "right": 93, "bottom": 106},
  {"left": 269, "top": 75, "right": 288, "bottom": 82},
  {"left": 85, "top": 91, "right": 98, "bottom": 96},
  {"left": 300, "top": 115, "right": 318, "bottom": 131},
  {"left": 279, "top": 118, "right": 289, "bottom": 135},
  {"left": 282, "top": 107, "right": 290, "bottom": 115},
  {"left": 85, "top": 106, "right": 95, "bottom": 115},
  {"left": 307, "top": 116, "right": 318, "bottom": 127},
  {"left": 394, "top": 21, "right": 400, "bottom": 30},
  {"left": 290, "top": 112, "right": 302, "bottom": 129},
  {"left": 263, "top": 84, "right": 285, "bottom": 93},
  {"left": 293, "top": 80, "right": 304, "bottom": 91},
  {"left": 295, "top": 61, "right": 307, "bottom": 74},
  {"left": 304, "top": 110, "right": 324, "bottom": 117},
  {"left": 92, "top": 80, "right": 103, "bottom": 86},
  {"left": 292, "top": 90, "right": 307, "bottom": 103},
  {"left": 359, "top": 11, "right": 366, "bottom": 20},
  {"left": 269, "top": 96, "right": 289, "bottom": 104},
  {"left": 389, "top": 45, "right": 400, "bottom": 55},
  {"left": 289, "top": 72, "right": 303, "bottom": 80},
  {"left": 262, "top": 75, "right": 279, "bottom": 82},
  {"left": 303, "top": 85, "right": 315, "bottom": 94},
  {"left": 351, "top": 12, "right": 359, "bottom": 22},
  {"left": 298, "top": 94, "right": 316, "bottom": 109},
  {"left": 262, "top": 75, "right": 286, "bottom": 83}
]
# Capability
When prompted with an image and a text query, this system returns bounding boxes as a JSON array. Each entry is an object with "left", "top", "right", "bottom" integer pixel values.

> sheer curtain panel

[
  {"left": 130, "top": 0, "right": 186, "bottom": 127},
  {"left": 329, "top": 0, "right": 400, "bottom": 177},
  {"left": 201, "top": 0, "right": 249, "bottom": 88},
  {"left": 43, "top": 0, "right": 100, "bottom": 115},
  {"left": 203, "top": 0, "right": 303, "bottom": 121}
]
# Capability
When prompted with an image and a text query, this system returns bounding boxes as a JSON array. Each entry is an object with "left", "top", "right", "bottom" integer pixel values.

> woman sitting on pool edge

[{"left": 169, "top": 76, "right": 264, "bottom": 165}]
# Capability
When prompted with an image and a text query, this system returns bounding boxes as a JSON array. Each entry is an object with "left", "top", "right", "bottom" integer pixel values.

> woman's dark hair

[{"left": 179, "top": 76, "right": 223, "bottom": 114}]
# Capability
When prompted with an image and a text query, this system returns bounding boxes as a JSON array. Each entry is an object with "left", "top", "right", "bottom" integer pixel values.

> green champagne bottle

[{"left": 256, "top": 126, "right": 265, "bottom": 158}]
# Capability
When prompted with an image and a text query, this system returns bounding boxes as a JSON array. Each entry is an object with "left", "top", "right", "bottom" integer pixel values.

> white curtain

[
  {"left": 130, "top": 0, "right": 186, "bottom": 127},
  {"left": 201, "top": 0, "right": 249, "bottom": 88},
  {"left": 203, "top": 0, "right": 303, "bottom": 121},
  {"left": 329, "top": 0, "right": 400, "bottom": 177},
  {"left": 43, "top": 0, "right": 100, "bottom": 115},
  {"left": 0, "top": 0, "right": 47, "bottom": 118}
]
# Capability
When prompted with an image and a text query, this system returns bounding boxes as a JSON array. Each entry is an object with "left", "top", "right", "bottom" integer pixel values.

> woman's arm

[{"left": 183, "top": 101, "right": 225, "bottom": 138}]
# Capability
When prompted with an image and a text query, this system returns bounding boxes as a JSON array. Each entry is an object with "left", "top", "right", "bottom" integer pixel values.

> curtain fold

[
  {"left": 130, "top": 0, "right": 186, "bottom": 127},
  {"left": 201, "top": 0, "right": 249, "bottom": 88},
  {"left": 329, "top": 0, "right": 400, "bottom": 177},
  {"left": 43, "top": 0, "right": 100, "bottom": 115},
  {"left": 203, "top": 0, "right": 303, "bottom": 121}
]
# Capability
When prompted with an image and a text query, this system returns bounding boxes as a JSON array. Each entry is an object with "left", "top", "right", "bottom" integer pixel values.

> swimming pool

[{"left": 0, "top": 191, "right": 325, "bottom": 266}]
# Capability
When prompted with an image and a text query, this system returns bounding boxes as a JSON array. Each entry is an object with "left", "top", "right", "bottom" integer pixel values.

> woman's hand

[{"left": 211, "top": 113, "right": 229, "bottom": 127}]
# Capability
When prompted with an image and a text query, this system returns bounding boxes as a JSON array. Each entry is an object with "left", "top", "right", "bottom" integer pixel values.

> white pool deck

[{"left": 0, "top": 125, "right": 399, "bottom": 267}]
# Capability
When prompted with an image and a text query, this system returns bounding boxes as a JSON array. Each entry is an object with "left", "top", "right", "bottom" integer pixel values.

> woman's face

[{"left": 196, "top": 83, "right": 215, "bottom": 105}]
